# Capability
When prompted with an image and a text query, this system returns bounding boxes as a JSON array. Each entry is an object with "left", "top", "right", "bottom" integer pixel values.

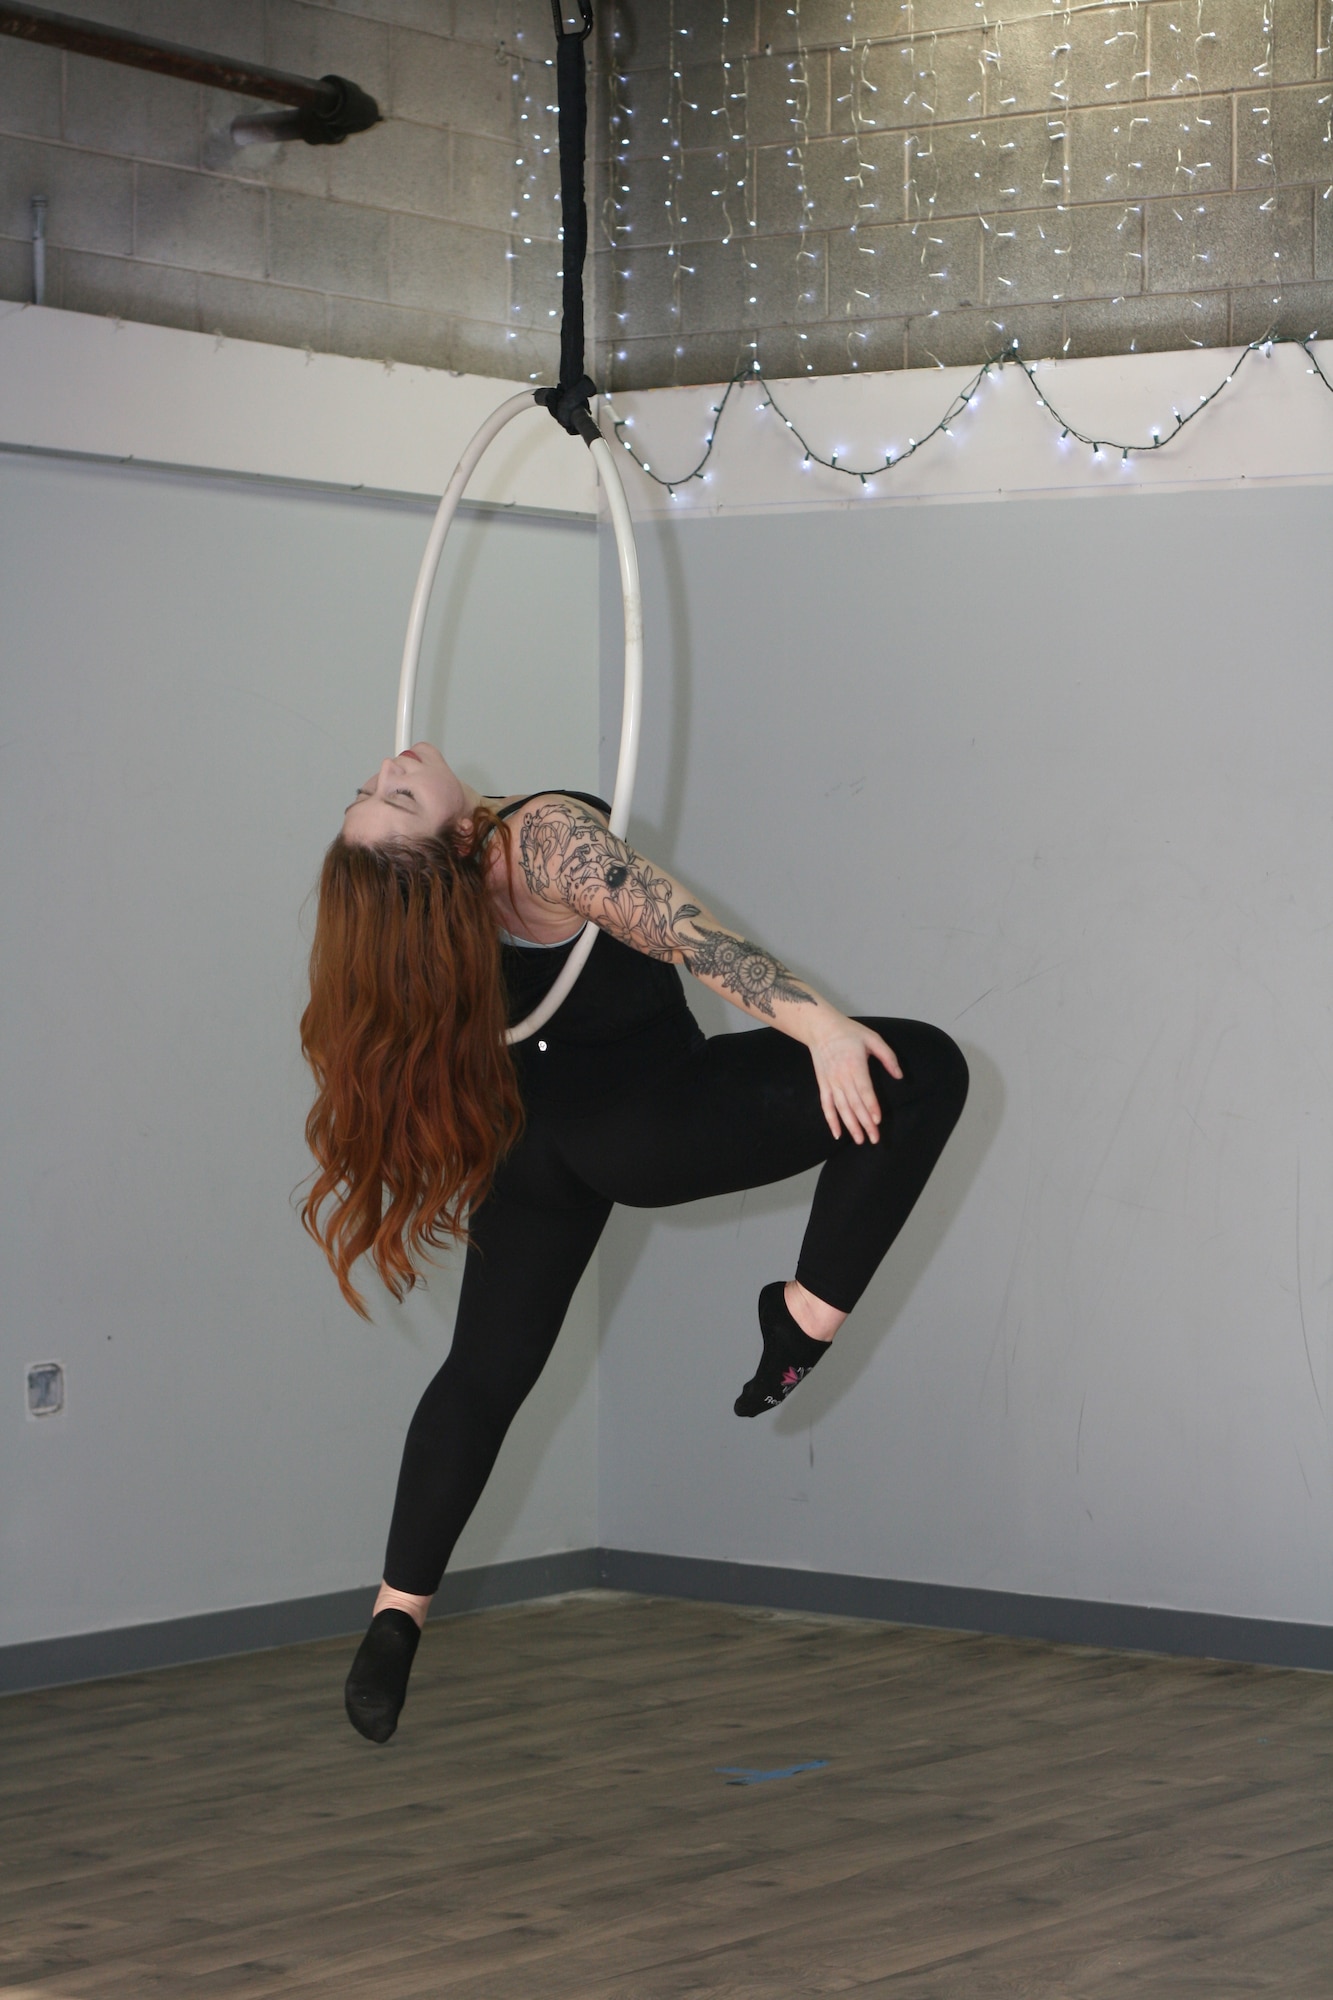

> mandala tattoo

[{"left": 517, "top": 800, "right": 814, "bottom": 1020}]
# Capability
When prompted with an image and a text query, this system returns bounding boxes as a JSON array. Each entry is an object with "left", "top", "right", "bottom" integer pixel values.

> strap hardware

[{"left": 549, "top": 1, "right": 593, "bottom": 40}]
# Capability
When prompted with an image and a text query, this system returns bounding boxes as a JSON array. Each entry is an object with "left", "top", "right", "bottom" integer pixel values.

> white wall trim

[
  {"left": 603, "top": 341, "right": 1333, "bottom": 520},
  {"left": 0, "top": 304, "right": 598, "bottom": 517},
  {"left": 0, "top": 439, "right": 597, "bottom": 525},
  {"left": 15, "top": 309, "right": 1330, "bottom": 529}
]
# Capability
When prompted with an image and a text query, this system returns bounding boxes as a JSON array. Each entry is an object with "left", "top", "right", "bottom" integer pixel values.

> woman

[{"left": 302, "top": 743, "right": 968, "bottom": 1743}]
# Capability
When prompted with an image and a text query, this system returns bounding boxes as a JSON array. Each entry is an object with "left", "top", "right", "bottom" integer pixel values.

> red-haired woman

[{"left": 302, "top": 742, "right": 968, "bottom": 1742}]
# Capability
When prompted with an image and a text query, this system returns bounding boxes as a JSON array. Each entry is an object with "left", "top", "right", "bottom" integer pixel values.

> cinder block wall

[
  {"left": 2, "top": 1, "right": 1326, "bottom": 388},
  {"left": 0, "top": 0, "right": 564, "bottom": 381},
  {"left": 594, "top": 0, "right": 1333, "bottom": 388}
]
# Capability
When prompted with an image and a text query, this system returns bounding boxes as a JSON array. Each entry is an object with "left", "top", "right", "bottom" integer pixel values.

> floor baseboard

[
  {"left": 594, "top": 1550, "right": 1333, "bottom": 1675},
  {"left": 4, "top": 1546, "right": 1328, "bottom": 1695},
  {"left": 0, "top": 1550, "right": 600, "bottom": 1696}
]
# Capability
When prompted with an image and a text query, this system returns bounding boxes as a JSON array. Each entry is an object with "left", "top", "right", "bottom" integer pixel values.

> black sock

[
  {"left": 734, "top": 1281, "right": 832, "bottom": 1418},
  {"left": 344, "top": 1608, "right": 421, "bottom": 1744}
]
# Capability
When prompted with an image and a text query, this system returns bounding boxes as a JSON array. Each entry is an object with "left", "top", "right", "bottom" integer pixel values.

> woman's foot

[
  {"left": 372, "top": 1582, "right": 431, "bottom": 1625},
  {"left": 783, "top": 1279, "right": 846, "bottom": 1344},
  {"left": 734, "top": 1281, "right": 840, "bottom": 1417},
  {"left": 344, "top": 1608, "right": 422, "bottom": 1744}
]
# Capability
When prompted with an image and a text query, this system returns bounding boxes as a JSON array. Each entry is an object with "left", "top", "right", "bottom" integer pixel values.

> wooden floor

[{"left": 3, "top": 1593, "right": 1332, "bottom": 1998}]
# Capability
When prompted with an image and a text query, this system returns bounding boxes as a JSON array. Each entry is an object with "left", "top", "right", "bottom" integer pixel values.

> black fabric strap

[{"left": 534, "top": 3, "right": 597, "bottom": 438}]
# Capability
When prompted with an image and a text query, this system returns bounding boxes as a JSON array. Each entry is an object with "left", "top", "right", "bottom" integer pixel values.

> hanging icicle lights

[
  {"left": 604, "top": 334, "right": 1333, "bottom": 494},
  {"left": 599, "top": 0, "right": 1326, "bottom": 393},
  {"left": 507, "top": 18, "right": 560, "bottom": 384},
  {"left": 838, "top": 2, "right": 879, "bottom": 371}
]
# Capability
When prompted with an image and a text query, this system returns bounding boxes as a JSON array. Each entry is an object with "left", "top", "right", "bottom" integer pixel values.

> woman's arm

[{"left": 514, "top": 796, "right": 901, "bottom": 1143}]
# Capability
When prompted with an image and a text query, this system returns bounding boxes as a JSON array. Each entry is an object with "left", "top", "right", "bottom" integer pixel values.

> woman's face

[{"left": 342, "top": 743, "right": 470, "bottom": 847}]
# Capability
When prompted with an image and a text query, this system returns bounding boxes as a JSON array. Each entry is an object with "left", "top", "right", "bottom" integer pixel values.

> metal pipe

[
  {"left": 0, "top": 4, "right": 380, "bottom": 142},
  {"left": 30, "top": 194, "right": 45, "bottom": 306}
]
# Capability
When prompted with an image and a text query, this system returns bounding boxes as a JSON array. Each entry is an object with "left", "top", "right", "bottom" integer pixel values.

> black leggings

[{"left": 383, "top": 1016, "right": 968, "bottom": 1594}]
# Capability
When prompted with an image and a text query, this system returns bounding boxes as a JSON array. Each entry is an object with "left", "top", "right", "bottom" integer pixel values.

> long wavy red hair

[{"left": 299, "top": 808, "right": 522, "bottom": 1314}]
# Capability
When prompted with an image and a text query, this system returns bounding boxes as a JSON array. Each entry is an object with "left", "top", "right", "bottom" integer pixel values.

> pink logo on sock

[{"left": 781, "top": 1366, "right": 801, "bottom": 1388}]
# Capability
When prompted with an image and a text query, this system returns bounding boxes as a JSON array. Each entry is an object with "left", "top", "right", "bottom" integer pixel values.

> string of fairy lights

[{"left": 600, "top": 333, "right": 1333, "bottom": 496}]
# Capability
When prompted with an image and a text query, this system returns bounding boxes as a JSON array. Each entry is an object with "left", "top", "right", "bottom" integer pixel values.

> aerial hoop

[
  {"left": 395, "top": 1, "right": 626, "bottom": 1045},
  {"left": 394, "top": 392, "right": 643, "bottom": 1045}
]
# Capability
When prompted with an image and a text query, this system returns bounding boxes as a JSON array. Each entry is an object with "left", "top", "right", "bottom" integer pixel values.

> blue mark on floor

[{"left": 715, "top": 1760, "right": 830, "bottom": 1786}]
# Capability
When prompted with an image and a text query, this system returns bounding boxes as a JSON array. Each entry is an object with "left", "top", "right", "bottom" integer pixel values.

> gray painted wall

[
  {"left": 0, "top": 451, "right": 599, "bottom": 1649},
  {"left": 9, "top": 433, "right": 1332, "bottom": 1656},
  {"left": 598, "top": 486, "right": 1333, "bottom": 1628}
]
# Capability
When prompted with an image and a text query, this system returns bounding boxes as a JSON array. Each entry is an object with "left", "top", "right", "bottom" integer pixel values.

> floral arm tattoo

[{"left": 518, "top": 800, "right": 815, "bottom": 1021}]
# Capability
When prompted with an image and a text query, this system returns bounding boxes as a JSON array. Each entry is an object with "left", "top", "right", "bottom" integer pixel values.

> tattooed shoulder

[
  {"left": 515, "top": 796, "right": 814, "bottom": 1018},
  {"left": 518, "top": 799, "right": 685, "bottom": 962},
  {"left": 516, "top": 799, "right": 626, "bottom": 905}
]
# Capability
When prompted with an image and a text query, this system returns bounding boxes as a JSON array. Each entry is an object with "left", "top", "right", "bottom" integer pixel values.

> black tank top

[{"left": 492, "top": 791, "right": 691, "bottom": 1048}]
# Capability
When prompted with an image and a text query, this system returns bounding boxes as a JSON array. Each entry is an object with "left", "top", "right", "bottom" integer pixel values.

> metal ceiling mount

[
  {"left": 549, "top": 0, "right": 594, "bottom": 38},
  {"left": 0, "top": 2, "right": 381, "bottom": 146}
]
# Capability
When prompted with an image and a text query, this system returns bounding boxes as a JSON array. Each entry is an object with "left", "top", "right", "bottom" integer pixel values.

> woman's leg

[
  {"left": 788, "top": 1019, "right": 969, "bottom": 1313},
  {"left": 381, "top": 1142, "right": 611, "bottom": 1599},
  {"left": 346, "top": 1127, "right": 607, "bottom": 1744},
  {"left": 346, "top": 1135, "right": 608, "bottom": 1743},
  {"left": 560, "top": 1017, "right": 967, "bottom": 1399}
]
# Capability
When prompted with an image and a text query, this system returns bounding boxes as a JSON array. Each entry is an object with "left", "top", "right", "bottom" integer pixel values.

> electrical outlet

[{"left": 26, "top": 1362, "right": 65, "bottom": 1418}]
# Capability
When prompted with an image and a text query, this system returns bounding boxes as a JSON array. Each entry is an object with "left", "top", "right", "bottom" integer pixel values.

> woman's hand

[{"left": 804, "top": 1013, "right": 902, "bottom": 1144}]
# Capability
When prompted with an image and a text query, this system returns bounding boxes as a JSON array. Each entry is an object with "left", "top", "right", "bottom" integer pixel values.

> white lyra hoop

[{"left": 395, "top": 392, "right": 643, "bottom": 1046}]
